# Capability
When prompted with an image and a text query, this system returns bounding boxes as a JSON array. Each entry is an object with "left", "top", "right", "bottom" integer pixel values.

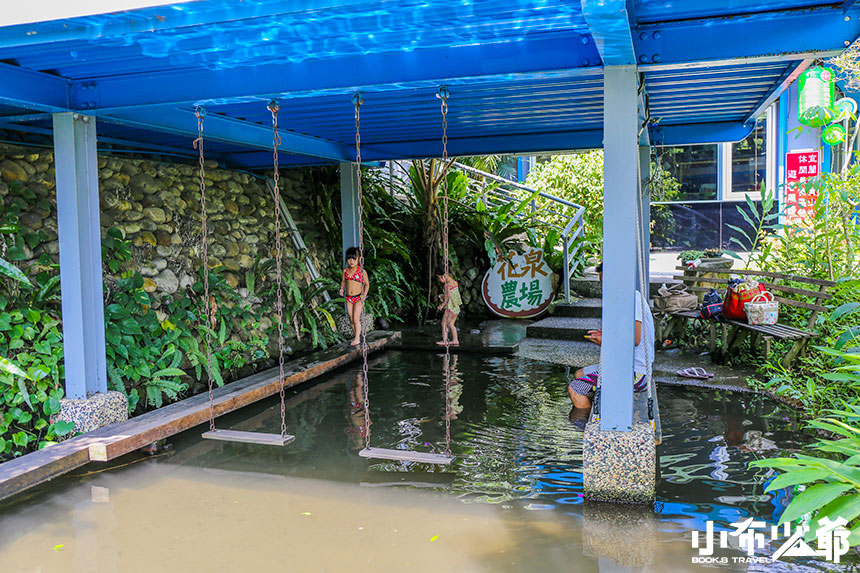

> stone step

[
  {"left": 553, "top": 299, "right": 602, "bottom": 318},
  {"left": 526, "top": 316, "right": 601, "bottom": 340},
  {"left": 515, "top": 338, "right": 600, "bottom": 368}
]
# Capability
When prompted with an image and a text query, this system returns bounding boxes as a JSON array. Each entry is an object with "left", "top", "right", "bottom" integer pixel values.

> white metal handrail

[{"left": 451, "top": 162, "right": 586, "bottom": 302}]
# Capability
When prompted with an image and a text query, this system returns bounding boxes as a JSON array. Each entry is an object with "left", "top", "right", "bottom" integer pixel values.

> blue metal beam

[
  {"left": 845, "top": 0, "right": 859, "bottom": 14},
  {"left": 635, "top": 5, "right": 860, "bottom": 68},
  {"left": 0, "top": 0, "right": 382, "bottom": 49},
  {"left": 223, "top": 120, "right": 753, "bottom": 166},
  {"left": 73, "top": 36, "right": 599, "bottom": 111},
  {"left": 0, "top": 121, "right": 204, "bottom": 158},
  {"left": 745, "top": 60, "right": 812, "bottom": 122},
  {"left": 581, "top": 0, "right": 636, "bottom": 65},
  {"left": 0, "top": 62, "right": 70, "bottom": 112},
  {"left": 53, "top": 112, "right": 108, "bottom": 399},
  {"left": 650, "top": 120, "right": 755, "bottom": 145},
  {"left": 101, "top": 108, "right": 359, "bottom": 161}
]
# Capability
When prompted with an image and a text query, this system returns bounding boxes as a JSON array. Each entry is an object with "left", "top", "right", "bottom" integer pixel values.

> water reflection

[{"left": 0, "top": 351, "right": 837, "bottom": 570}]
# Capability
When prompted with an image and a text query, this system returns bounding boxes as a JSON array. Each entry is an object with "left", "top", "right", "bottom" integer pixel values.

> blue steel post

[
  {"left": 639, "top": 145, "right": 651, "bottom": 289},
  {"left": 777, "top": 91, "right": 789, "bottom": 217},
  {"left": 340, "top": 162, "right": 360, "bottom": 265},
  {"left": 600, "top": 66, "right": 638, "bottom": 432},
  {"left": 53, "top": 112, "right": 107, "bottom": 399}
]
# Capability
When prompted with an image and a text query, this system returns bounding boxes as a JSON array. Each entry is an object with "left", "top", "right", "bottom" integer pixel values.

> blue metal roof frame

[{"left": 0, "top": 0, "right": 857, "bottom": 168}]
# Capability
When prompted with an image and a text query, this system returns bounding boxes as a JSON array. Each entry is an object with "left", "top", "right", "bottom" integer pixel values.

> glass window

[
  {"left": 654, "top": 145, "right": 718, "bottom": 201},
  {"left": 728, "top": 118, "right": 766, "bottom": 199}
]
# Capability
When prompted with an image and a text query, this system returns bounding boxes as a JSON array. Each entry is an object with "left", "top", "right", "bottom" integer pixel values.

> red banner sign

[{"left": 785, "top": 150, "right": 820, "bottom": 222}]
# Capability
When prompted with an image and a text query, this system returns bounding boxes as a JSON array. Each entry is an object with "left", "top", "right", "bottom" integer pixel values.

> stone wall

[
  {"left": 452, "top": 243, "right": 488, "bottom": 317},
  {"left": 0, "top": 143, "right": 334, "bottom": 350}
]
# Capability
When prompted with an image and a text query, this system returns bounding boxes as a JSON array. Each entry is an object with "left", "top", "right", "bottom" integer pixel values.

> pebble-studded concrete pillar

[
  {"left": 583, "top": 420, "right": 656, "bottom": 504},
  {"left": 57, "top": 391, "right": 128, "bottom": 437}
]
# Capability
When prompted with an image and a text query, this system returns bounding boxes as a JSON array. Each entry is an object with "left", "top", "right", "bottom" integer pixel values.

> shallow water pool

[{"left": 0, "top": 351, "right": 836, "bottom": 571}]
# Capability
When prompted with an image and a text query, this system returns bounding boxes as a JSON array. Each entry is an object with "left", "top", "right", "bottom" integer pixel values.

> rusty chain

[
  {"left": 269, "top": 100, "right": 289, "bottom": 439},
  {"left": 193, "top": 106, "right": 215, "bottom": 433},
  {"left": 352, "top": 93, "right": 371, "bottom": 451},
  {"left": 437, "top": 86, "right": 452, "bottom": 458}
]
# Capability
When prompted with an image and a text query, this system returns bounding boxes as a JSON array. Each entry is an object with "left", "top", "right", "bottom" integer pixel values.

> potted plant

[{"left": 677, "top": 248, "right": 733, "bottom": 269}]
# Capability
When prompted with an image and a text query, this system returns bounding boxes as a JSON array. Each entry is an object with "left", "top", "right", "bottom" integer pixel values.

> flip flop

[{"left": 677, "top": 367, "right": 714, "bottom": 379}]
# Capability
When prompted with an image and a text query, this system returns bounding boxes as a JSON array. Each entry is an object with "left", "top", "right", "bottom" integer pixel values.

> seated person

[{"left": 568, "top": 262, "right": 654, "bottom": 409}]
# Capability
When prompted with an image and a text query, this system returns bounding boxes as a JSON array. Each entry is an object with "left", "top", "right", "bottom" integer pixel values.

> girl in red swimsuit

[{"left": 339, "top": 246, "right": 370, "bottom": 346}]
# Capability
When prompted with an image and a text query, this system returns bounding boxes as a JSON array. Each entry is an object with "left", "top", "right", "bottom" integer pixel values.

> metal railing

[{"left": 451, "top": 162, "right": 586, "bottom": 302}]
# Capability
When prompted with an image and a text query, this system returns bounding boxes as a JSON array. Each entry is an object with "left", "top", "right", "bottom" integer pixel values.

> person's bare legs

[
  {"left": 567, "top": 385, "right": 592, "bottom": 409},
  {"left": 348, "top": 300, "right": 363, "bottom": 346},
  {"left": 568, "top": 367, "right": 591, "bottom": 408},
  {"left": 448, "top": 312, "right": 459, "bottom": 345},
  {"left": 437, "top": 310, "right": 450, "bottom": 345}
]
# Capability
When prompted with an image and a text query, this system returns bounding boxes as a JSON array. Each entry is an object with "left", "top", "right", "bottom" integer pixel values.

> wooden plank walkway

[{"left": 0, "top": 331, "right": 399, "bottom": 502}]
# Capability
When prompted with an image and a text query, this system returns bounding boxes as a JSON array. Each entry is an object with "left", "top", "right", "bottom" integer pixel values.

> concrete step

[
  {"left": 553, "top": 299, "right": 601, "bottom": 318},
  {"left": 515, "top": 338, "right": 600, "bottom": 368},
  {"left": 526, "top": 316, "right": 601, "bottom": 340}
]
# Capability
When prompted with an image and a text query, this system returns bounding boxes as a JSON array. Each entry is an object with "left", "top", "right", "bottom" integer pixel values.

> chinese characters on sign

[
  {"left": 482, "top": 248, "right": 554, "bottom": 318},
  {"left": 785, "top": 150, "right": 821, "bottom": 223},
  {"left": 691, "top": 517, "right": 851, "bottom": 566}
]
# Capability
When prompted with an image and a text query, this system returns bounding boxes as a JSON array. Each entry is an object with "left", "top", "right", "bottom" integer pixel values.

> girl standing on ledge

[
  {"left": 340, "top": 246, "right": 370, "bottom": 346},
  {"left": 435, "top": 264, "right": 461, "bottom": 347}
]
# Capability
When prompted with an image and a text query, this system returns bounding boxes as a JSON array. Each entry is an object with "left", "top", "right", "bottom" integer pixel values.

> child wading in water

[
  {"left": 435, "top": 264, "right": 461, "bottom": 346},
  {"left": 340, "top": 247, "right": 370, "bottom": 346}
]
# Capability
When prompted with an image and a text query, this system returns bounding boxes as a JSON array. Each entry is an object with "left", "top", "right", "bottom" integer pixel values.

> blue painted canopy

[{"left": 0, "top": 0, "right": 856, "bottom": 167}]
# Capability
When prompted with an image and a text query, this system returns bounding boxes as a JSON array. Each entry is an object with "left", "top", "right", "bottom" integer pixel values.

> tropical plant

[
  {"left": 749, "top": 302, "right": 860, "bottom": 544},
  {"left": 104, "top": 271, "right": 192, "bottom": 411},
  {"left": 750, "top": 402, "right": 860, "bottom": 547},
  {"left": 525, "top": 151, "right": 605, "bottom": 259},
  {"left": 0, "top": 180, "right": 73, "bottom": 460},
  {"left": 723, "top": 184, "right": 780, "bottom": 268},
  {"left": 647, "top": 159, "right": 681, "bottom": 246}
]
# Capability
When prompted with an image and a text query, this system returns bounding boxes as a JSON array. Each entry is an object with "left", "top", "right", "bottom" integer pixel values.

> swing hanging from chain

[
  {"left": 199, "top": 103, "right": 295, "bottom": 446},
  {"left": 357, "top": 88, "right": 454, "bottom": 465}
]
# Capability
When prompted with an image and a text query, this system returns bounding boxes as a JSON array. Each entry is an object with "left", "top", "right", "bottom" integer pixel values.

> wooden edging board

[{"left": 0, "top": 331, "right": 400, "bottom": 503}]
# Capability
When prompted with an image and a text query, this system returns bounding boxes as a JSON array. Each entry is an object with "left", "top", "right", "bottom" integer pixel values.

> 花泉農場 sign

[{"left": 481, "top": 248, "right": 554, "bottom": 318}]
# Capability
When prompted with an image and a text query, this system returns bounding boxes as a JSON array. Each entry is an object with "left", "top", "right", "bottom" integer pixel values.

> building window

[
  {"left": 725, "top": 114, "right": 767, "bottom": 200},
  {"left": 655, "top": 145, "right": 718, "bottom": 201}
]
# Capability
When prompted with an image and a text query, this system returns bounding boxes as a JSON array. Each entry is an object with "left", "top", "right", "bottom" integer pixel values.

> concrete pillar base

[
  {"left": 582, "top": 501, "right": 658, "bottom": 566},
  {"left": 58, "top": 391, "right": 128, "bottom": 436},
  {"left": 583, "top": 419, "right": 656, "bottom": 504},
  {"left": 336, "top": 313, "right": 374, "bottom": 337}
]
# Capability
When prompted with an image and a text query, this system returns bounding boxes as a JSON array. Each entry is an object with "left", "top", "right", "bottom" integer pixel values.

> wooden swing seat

[
  {"left": 359, "top": 447, "right": 453, "bottom": 465},
  {"left": 202, "top": 429, "right": 295, "bottom": 446}
]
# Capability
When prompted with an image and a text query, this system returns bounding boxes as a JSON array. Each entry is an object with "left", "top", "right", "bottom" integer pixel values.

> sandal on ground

[{"left": 676, "top": 367, "right": 714, "bottom": 379}]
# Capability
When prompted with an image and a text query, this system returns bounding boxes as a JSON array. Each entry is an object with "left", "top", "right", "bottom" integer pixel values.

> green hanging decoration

[
  {"left": 823, "top": 123, "right": 846, "bottom": 145},
  {"left": 798, "top": 66, "right": 835, "bottom": 127}
]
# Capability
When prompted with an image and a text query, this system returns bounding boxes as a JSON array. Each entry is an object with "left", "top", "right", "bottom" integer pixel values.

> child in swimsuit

[
  {"left": 339, "top": 246, "right": 370, "bottom": 346},
  {"left": 435, "top": 264, "right": 461, "bottom": 347}
]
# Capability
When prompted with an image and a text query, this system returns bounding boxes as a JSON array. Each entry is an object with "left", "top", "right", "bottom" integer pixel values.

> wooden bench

[{"left": 655, "top": 266, "right": 836, "bottom": 367}]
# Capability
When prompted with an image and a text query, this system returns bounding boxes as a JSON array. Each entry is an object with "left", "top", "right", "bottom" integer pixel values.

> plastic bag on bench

[{"left": 654, "top": 283, "right": 698, "bottom": 313}]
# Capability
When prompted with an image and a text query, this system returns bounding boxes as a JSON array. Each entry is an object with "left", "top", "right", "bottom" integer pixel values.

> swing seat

[
  {"left": 359, "top": 447, "right": 453, "bottom": 465},
  {"left": 202, "top": 429, "right": 295, "bottom": 447}
]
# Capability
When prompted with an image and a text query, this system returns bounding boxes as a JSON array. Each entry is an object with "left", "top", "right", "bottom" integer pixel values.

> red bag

[{"left": 723, "top": 279, "right": 765, "bottom": 320}]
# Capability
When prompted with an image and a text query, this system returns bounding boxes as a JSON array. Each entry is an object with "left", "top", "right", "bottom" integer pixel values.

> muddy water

[{"left": 0, "top": 352, "right": 828, "bottom": 571}]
